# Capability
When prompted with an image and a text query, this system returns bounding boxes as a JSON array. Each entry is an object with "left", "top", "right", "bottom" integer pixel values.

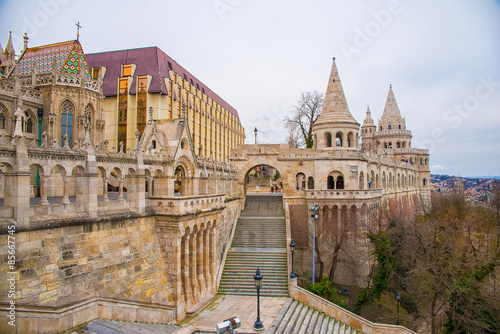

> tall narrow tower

[
  {"left": 312, "top": 58, "right": 360, "bottom": 150},
  {"left": 361, "top": 106, "right": 376, "bottom": 152}
]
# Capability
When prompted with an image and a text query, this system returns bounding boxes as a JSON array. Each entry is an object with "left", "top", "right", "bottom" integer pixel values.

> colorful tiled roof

[
  {"left": 17, "top": 40, "right": 91, "bottom": 78},
  {"left": 86, "top": 47, "right": 240, "bottom": 121}
]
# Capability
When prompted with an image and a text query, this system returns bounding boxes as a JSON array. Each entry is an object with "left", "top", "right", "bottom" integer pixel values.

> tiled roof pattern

[
  {"left": 18, "top": 40, "right": 91, "bottom": 78},
  {"left": 86, "top": 47, "right": 240, "bottom": 120}
]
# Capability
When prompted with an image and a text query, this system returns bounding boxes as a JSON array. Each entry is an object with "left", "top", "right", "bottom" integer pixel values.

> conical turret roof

[
  {"left": 380, "top": 85, "right": 404, "bottom": 122},
  {"left": 362, "top": 105, "right": 375, "bottom": 126},
  {"left": 314, "top": 58, "right": 359, "bottom": 126}
]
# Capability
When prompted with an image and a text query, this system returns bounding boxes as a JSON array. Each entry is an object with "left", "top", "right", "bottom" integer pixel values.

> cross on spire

[{"left": 76, "top": 22, "right": 82, "bottom": 41}]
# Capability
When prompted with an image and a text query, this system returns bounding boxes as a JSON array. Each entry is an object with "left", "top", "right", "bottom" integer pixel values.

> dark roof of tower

[{"left": 86, "top": 47, "right": 240, "bottom": 120}]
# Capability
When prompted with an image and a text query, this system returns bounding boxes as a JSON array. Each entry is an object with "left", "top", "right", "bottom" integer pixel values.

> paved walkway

[{"left": 177, "top": 295, "right": 288, "bottom": 333}]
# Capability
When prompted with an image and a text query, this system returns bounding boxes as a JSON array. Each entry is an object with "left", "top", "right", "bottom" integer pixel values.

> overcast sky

[{"left": 1, "top": 0, "right": 499, "bottom": 177}]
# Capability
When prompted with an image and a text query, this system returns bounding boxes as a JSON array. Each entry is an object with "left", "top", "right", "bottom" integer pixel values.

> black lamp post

[
  {"left": 395, "top": 291, "right": 401, "bottom": 325},
  {"left": 253, "top": 267, "right": 264, "bottom": 331},
  {"left": 254, "top": 127, "right": 258, "bottom": 144},
  {"left": 290, "top": 239, "right": 296, "bottom": 279},
  {"left": 310, "top": 205, "right": 319, "bottom": 284}
]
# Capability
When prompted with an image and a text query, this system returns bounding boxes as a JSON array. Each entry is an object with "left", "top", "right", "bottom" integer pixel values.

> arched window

[
  {"left": 388, "top": 124, "right": 392, "bottom": 130},
  {"left": 61, "top": 100, "right": 74, "bottom": 147},
  {"left": 174, "top": 166, "right": 184, "bottom": 195},
  {"left": 336, "top": 176, "right": 344, "bottom": 189},
  {"left": 0, "top": 105, "right": 6, "bottom": 129},
  {"left": 307, "top": 176, "right": 314, "bottom": 189},
  {"left": 335, "top": 132, "right": 343, "bottom": 147},
  {"left": 384, "top": 142, "right": 388, "bottom": 149},
  {"left": 347, "top": 132, "right": 354, "bottom": 147},
  {"left": 327, "top": 175, "right": 335, "bottom": 189},
  {"left": 402, "top": 141, "right": 407, "bottom": 148},
  {"left": 359, "top": 172, "right": 364, "bottom": 189},
  {"left": 23, "top": 111, "right": 34, "bottom": 133},
  {"left": 325, "top": 132, "right": 332, "bottom": 147},
  {"left": 423, "top": 178, "right": 427, "bottom": 187},
  {"left": 296, "top": 173, "right": 305, "bottom": 190},
  {"left": 388, "top": 142, "right": 392, "bottom": 149},
  {"left": 396, "top": 141, "right": 401, "bottom": 148}
]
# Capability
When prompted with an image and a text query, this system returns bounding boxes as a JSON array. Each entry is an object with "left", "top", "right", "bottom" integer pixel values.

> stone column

[
  {"left": 196, "top": 227, "right": 205, "bottom": 297},
  {"left": 209, "top": 226, "right": 216, "bottom": 286},
  {"left": 189, "top": 231, "right": 200, "bottom": 302},
  {"left": 118, "top": 178, "right": 124, "bottom": 200},
  {"left": 191, "top": 176, "right": 199, "bottom": 196},
  {"left": 203, "top": 228, "right": 211, "bottom": 293},
  {"left": 39, "top": 174, "right": 49, "bottom": 205},
  {"left": 4, "top": 138, "right": 31, "bottom": 226},
  {"left": 102, "top": 177, "right": 109, "bottom": 202},
  {"left": 61, "top": 176, "right": 71, "bottom": 204},
  {"left": 150, "top": 176, "right": 154, "bottom": 197},
  {"left": 76, "top": 171, "right": 98, "bottom": 218},
  {"left": 182, "top": 234, "right": 192, "bottom": 306},
  {"left": 127, "top": 173, "right": 146, "bottom": 213}
]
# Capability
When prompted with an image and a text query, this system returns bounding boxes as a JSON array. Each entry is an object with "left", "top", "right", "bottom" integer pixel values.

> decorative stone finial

[{"left": 23, "top": 32, "right": 28, "bottom": 51}]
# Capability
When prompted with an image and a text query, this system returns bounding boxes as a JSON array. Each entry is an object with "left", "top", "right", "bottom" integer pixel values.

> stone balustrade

[
  {"left": 305, "top": 189, "right": 383, "bottom": 200},
  {"left": 150, "top": 194, "right": 226, "bottom": 215},
  {"left": 288, "top": 280, "right": 416, "bottom": 334},
  {"left": 374, "top": 129, "right": 412, "bottom": 137}
]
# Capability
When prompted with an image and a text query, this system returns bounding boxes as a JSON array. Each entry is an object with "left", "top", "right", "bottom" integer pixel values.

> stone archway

[
  {"left": 244, "top": 164, "right": 283, "bottom": 194},
  {"left": 174, "top": 155, "right": 195, "bottom": 196}
]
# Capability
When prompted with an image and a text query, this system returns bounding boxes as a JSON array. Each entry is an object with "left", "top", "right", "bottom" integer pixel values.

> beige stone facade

[
  {"left": 231, "top": 58, "right": 431, "bottom": 287},
  {"left": 0, "top": 33, "right": 430, "bottom": 333}
]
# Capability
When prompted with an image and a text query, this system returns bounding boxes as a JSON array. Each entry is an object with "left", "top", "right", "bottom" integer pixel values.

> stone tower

[
  {"left": 361, "top": 105, "right": 376, "bottom": 152},
  {"left": 312, "top": 58, "right": 360, "bottom": 150},
  {"left": 374, "top": 85, "right": 413, "bottom": 150}
]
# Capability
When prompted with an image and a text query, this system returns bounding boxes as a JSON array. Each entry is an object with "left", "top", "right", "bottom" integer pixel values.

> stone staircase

[
  {"left": 219, "top": 194, "right": 288, "bottom": 297},
  {"left": 266, "top": 299, "right": 361, "bottom": 334}
]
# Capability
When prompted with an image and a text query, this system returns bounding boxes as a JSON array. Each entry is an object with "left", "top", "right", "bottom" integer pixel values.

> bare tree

[{"left": 285, "top": 91, "right": 323, "bottom": 148}]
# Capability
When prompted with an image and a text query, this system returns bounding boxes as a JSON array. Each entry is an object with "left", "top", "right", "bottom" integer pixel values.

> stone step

[
  {"left": 219, "top": 194, "right": 287, "bottom": 297},
  {"left": 223, "top": 264, "right": 287, "bottom": 270},
  {"left": 268, "top": 301, "right": 362, "bottom": 334},
  {"left": 221, "top": 268, "right": 287, "bottom": 275}
]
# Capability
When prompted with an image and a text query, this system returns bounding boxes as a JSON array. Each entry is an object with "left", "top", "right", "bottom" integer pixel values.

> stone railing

[
  {"left": 56, "top": 73, "right": 81, "bottom": 87},
  {"left": 0, "top": 80, "right": 15, "bottom": 95},
  {"left": 0, "top": 79, "right": 42, "bottom": 104},
  {"left": 150, "top": 193, "right": 226, "bottom": 215},
  {"left": 20, "top": 73, "right": 101, "bottom": 94},
  {"left": 0, "top": 297, "right": 176, "bottom": 333},
  {"left": 374, "top": 130, "right": 412, "bottom": 137},
  {"left": 305, "top": 189, "right": 383, "bottom": 200},
  {"left": 21, "top": 87, "right": 42, "bottom": 103},
  {"left": 288, "top": 280, "right": 416, "bottom": 334}
]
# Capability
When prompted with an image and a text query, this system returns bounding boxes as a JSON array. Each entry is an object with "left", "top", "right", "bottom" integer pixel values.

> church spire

[
  {"left": 5, "top": 31, "right": 15, "bottom": 57},
  {"left": 314, "top": 57, "right": 358, "bottom": 126}
]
